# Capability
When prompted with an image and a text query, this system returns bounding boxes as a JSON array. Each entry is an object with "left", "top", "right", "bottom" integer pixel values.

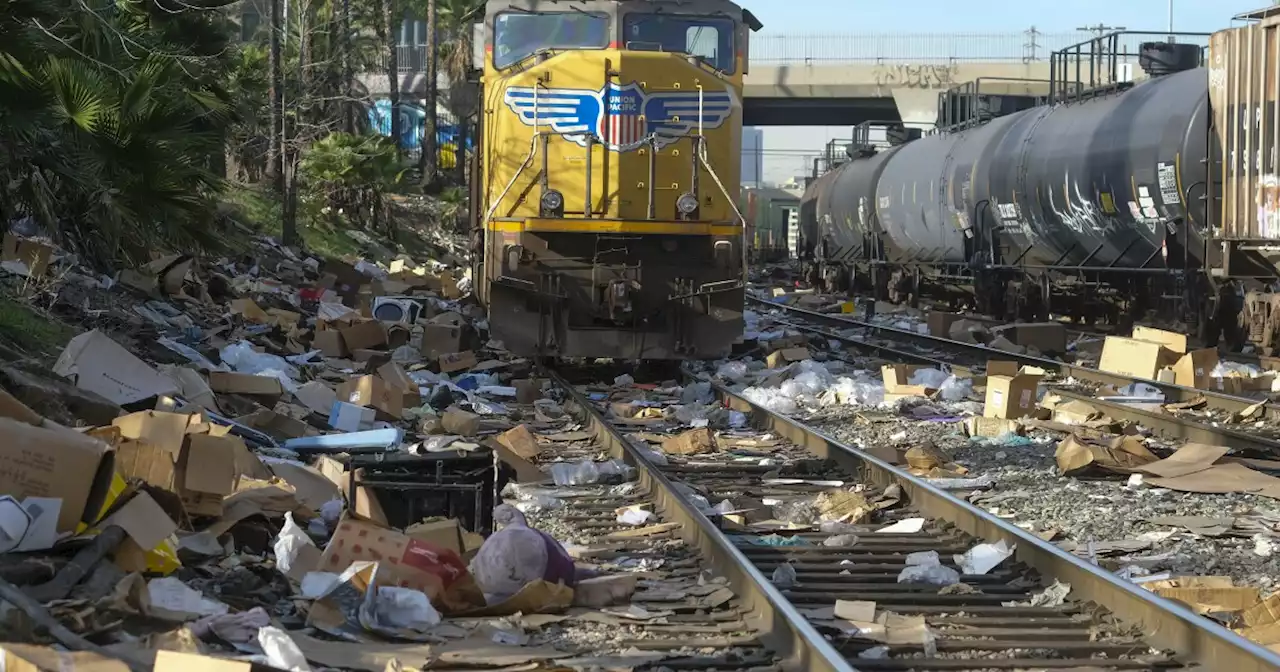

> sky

[{"left": 738, "top": 0, "right": 1269, "bottom": 185}]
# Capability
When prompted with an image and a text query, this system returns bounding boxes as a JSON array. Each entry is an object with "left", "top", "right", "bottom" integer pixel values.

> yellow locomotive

[{"left": 469, "top": 0, "right": 761, "bottom": 360}]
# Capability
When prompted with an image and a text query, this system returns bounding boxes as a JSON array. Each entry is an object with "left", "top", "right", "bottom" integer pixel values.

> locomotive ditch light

[
  {"left": 676, "top": 192, "right": 699, "bottom": 219},
  {"left": 540, "top": 190, "right": 564, "bottom": 217}
]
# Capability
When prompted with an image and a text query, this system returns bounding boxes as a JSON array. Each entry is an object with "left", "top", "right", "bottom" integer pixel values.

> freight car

[
  {"left": 470, "top": 0, "right": 761, "bottom": 360},
  {"left": 742, "top": 186, "right": 801, "bottom": 263},
  {"left": 801, "top": 32, "right": 1225, "bottom": 339}
]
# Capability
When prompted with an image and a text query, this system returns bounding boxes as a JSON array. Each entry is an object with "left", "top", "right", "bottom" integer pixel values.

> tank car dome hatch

[
  {"left": 1139, "top": 42, "right": 1202, "bottom": 77},
  {"left": 885, "top": 126, "right": 921, "bottom": 146}
]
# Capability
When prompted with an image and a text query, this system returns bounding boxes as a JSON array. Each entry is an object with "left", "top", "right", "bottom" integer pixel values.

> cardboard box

[
  {"left": 1098, "top": 336, "right": 1180, "bottom": 380},
  {"left": 2, "top": 234, "right": 54, "bottom": 276},
  {"left": 313, "top": 329, "right": 348, "bottom": 358},
  {"left": 0, "top": 416, "right": 115, "bottom": 533},
  {"left": 317, "top": 517, "right": 484, "bottom": 610},
  {"left": 208, "top": 371, "right": 285, "bottom": 401},
  {"left": 984, "top": 369, "right": 1043, "bottom": 419},
  {"left": 377, "top": 362, "right": 422, "bottom": 408},
  {"left": 439, "top": 350, "right": 477, "bottom": 373},
  {"left": 111, "top": 411, "right": 244, "bottom": 517},
  {"left": 1132, "top": 325, "right": 1188, "bottom": 354},
  {"left": 881, "top": 364, "right": 935, "bottom": 398},
  {"left": 927, "top": 311, "right": 963, "bottom": 338},
  {"left": 404, "top": 518, "right": 464, "bottom": 555},
  {"left": 53, "top": 330, "right": 179, "bottom": 405},
  {"left": 339, "top": 320, "right": 387, "bottom": 352},
  {"left": 337, "top": 375, "right": 404, "bottom": 419},
  {"left": 994, "top": 322, "right": 1067, "bottom": 353},
  {"left": 1170, "top": 348, "right": 1219, "bottom": 390},
  {"left": 766, "top": 347, "right": 810, "bottom": 368},
  {"left": 420, "top": 324, "right": 464, "bottom": 359}
]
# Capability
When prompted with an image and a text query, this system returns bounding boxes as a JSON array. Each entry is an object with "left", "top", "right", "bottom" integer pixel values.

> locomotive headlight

[
  {"left": 676, "top": 192, "right": 699, "bottom": 215},
  {"left": 540, "top": 190, "right": 564, "bottom": 215}
]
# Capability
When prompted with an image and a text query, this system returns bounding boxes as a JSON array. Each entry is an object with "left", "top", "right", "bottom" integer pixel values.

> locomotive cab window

[
  {"left": 492, "top": 12, "right": 610, "bottom": 69},
  {"left": 622, "top": 13, "right": 736, "bottom": 73}
]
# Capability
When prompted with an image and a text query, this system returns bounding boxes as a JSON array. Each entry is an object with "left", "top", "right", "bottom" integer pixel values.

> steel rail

[
  {"left": 702, "top": 374, "right": 1280, "bottom": 671},
  {"left": 545, "top": 368, "right": 856, "bottom": 672},
  {"left": 748, "top": 296, "right": 1275, "bottom": 419}
]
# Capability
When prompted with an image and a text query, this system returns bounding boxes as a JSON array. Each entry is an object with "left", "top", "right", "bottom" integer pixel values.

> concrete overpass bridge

[{"left": 362, "top": 30, "right": 1189, "bottom": 128}]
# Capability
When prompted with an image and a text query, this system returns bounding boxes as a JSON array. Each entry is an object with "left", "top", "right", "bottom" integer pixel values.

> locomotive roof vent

[{"left": 1138, "top": 42, "right": 1201, "bottom": 77}]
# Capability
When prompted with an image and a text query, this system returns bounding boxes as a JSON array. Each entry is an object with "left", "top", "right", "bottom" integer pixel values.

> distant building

[{"left": 741, "top": 127, "right": 764, "bottom": 188}]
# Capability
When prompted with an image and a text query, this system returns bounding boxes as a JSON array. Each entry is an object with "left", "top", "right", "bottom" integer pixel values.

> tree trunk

[
  {"left": 340, "top": 0, "right": 353, "bottom": 133},
  {"left": 420, "top": 0, "right": 439, "bottom": 190},
  {"left": 377, "top": 0, "right": 401, "bottom": 156},
  {"left": 283, "top": 0, "right": 314, "bottom": 248},
  {"left": 453, "top": 119, "right": 467, "bottom": 185},
  {"left": 267, "top": 0, "right": 284, "bottom": 191}
]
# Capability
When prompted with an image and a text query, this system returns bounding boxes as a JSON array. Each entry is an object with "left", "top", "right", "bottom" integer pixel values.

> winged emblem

[{"left": 503, "top": 82, "right": 735, "bottom": 152}]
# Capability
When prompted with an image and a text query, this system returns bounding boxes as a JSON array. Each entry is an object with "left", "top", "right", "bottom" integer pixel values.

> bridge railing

[{"left": 749, "top": 31, "right": 1207, "bottom": 64}]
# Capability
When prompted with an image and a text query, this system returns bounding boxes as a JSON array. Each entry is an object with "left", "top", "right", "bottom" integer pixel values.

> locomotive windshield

[
  {"left": 493, "top": 11, "right": 610, "bottom": 68},
  {"left": 622, "top": 13, "right": 736, "bottom": 73}
]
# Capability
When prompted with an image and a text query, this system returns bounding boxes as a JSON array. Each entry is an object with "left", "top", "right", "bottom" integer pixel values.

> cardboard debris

[
  {"left": 54, "top": 330, "right": 179, "bottom": 405},
  {"left": 661, "top": 427, "right": 717, "bottom": 455},
  {"left": 1055, "top": 435, "right": 1158, "bottom": 476}
]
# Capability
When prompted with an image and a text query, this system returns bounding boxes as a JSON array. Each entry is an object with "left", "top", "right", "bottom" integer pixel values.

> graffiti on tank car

[{"left": 873, "top": 63, "right": 954, "bottom": 89}]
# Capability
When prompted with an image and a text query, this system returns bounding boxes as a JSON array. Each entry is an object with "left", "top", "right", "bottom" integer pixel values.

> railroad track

[
  {"left": 746, "top": 296, "right": 1280, "bottom": 456},
  {"left": 528, "top": 366, "right": 1280, "bottom": 671}
]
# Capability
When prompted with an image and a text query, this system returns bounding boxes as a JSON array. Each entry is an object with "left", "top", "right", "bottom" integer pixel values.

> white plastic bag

[
  {"left": 374, "top": 586, "right": 441, "bottom": 630},
  {"left": 273, "top": 512, "right": 315, "bottom": 575}
]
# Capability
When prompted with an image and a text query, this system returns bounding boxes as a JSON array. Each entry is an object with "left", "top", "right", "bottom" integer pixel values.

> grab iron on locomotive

[
  {"left": 469, "top": 0, "right": 761, "bottom": 360},
  {"left": 796, "top": 7, "right": 1280, "bottom": 353}
]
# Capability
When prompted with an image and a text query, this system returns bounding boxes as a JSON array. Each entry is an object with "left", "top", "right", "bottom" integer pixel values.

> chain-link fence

[{"left": 749, "top": 31, "right": 1209, "bottom": 64}]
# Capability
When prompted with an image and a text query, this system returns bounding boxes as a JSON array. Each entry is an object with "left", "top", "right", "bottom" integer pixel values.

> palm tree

[
  {"left": 0, "top": 0, "right": 239, "bottom": 266},
  {"left": 437, "top": 0, "right": 482, "bottom": 186},
  {"left": 374, "top": 0, "right": 402, "bottom": 157}
]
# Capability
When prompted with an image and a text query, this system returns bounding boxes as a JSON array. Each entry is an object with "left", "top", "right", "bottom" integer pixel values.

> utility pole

[{"left": 1022, "top": 26, "right": 1040, "bottom": 63}]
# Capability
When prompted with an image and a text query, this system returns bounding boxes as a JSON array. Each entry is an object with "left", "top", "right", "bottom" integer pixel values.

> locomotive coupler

[{"left": 605, "top": 278, "right": 638, "bottom": 321}]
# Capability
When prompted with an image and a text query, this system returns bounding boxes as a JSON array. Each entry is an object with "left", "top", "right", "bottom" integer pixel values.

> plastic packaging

[
  {"left": 273, "top": 512, "right": 315, "bottom": 575},
  {"left": 896, "top": 550, "right": 960, "bottom": 586},
  {"left": 681, "top": 381, "right": 713, "bottom": 404},
  {"left": 909, "top": 368, "right": 950, "bottom": 389},
  {"left": 716, "top": 361, "right": 749, "bottom": 381},
  {"left": 937, "top": 375, "right": 973, "bottom": 401},
  {"left": 220, "top": 341, "right": 299, "bottom": 379},
  {"left": 374, "top": 586, "right": 441, "bottom": 630},
  {"left": 614, "top": 373, "right": 635, "bottom": 387},
  {"left": 823, "top": 534, "right": 860, "bottom": 547},
  {"left": 257, "top": 626, "right": 312, "bottom": 672},
  {"left": 742, "top": 386, "right": 798, "bottom": 414},
  {"left": 549, "top": 460, "right": 600, "bottom": 486},
  {"left": 470, "top": 504, "right": 577, "bottom": 605},
  {"left": 771, "top": 562, "right": 797, "bottom": 588}
]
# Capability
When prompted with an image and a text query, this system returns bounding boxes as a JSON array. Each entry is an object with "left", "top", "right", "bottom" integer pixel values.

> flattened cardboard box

[
  {"left": 207, "top": 371, "right": 285, "bottom": 400},
  {"left": 439, "top": 350, "right": 477, "bottom": 373}
]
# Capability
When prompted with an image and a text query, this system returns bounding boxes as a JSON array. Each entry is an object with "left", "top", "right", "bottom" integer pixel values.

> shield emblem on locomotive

[{"left": 503, "top": 82, "right": 736, "bottom": 153}]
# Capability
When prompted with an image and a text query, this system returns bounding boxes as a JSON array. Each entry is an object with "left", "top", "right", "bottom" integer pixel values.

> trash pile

[{"left": 0, "top": 230, "right": 649, "bottom": 670}]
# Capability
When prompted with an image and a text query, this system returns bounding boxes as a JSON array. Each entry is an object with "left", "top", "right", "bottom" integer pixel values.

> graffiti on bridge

[{"left": 873, "top": 63, "right": 955, "bottom": 89}]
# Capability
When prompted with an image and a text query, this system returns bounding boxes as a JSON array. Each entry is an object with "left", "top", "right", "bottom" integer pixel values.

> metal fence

[
  {"left": 387, "top": 32, "right": 1214, "bottom": 71},
  {"left": 749, "top": 31, "right": 1208, "bottom": 64}
]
